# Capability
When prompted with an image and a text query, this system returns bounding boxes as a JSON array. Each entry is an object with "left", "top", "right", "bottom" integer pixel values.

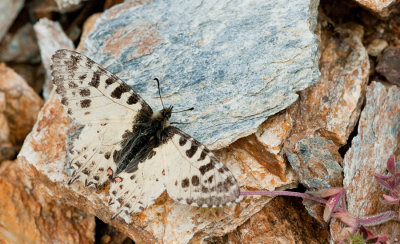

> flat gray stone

[
  {"left": 81, "top": 0, "right": 320, "bottom": 149},
  {"left": 284, "top": 135, "right": 343, "bottom": 190}
]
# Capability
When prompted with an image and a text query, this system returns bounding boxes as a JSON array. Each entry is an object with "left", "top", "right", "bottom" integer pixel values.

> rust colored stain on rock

[
  {"left": 104, "top": 23, "right": 162, "bottom": 58},
  {"left": 231, "top": 134, "right": 285, "bottom": 181},
  {"left": 0, "top": 63, "right": 43, "bottom": 146},
  {"left": 0, "top": 162, "right": 95, "bottom": 244},
  {"left": 226, "top": 197, "right": 329, "bottom": 243}
]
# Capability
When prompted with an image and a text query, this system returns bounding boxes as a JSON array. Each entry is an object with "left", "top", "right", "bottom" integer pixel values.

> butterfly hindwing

[
  {"left": 163, "top": 127, "right": 240, "bottom": 207},
  {"left": 52, "top": 49, "right": 152, "bottom": 186}
]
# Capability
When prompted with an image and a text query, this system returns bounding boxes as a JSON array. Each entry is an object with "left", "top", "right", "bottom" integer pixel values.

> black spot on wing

[
  {"left": 80, "top": 88, "right": 90, "bottom": 97},
  {"left": 199, "top": 159, "right": 215, "bottom": 175},
  {"left": 111, "top": 84, "right": 130, "bottom": 99},
  {"left": 78, "top": 74, "right": 87, "bottom": 80},
  {"left": 127, "top": 95, "right": 139, "bottom": 104},
  {"left": 186, "top": 143, "right": 198, "bottom": 158},
  {"left": 88, "top": 71, "right": 100, "bottom": 88},
  {"left": 179, "top": 136, "right": 187, "bottom": 146},
  {"left": 80, "top": 99, "right": 91, "bottom": 108},
  {"left": 191, "top": 175, "right": 199, "bottom": 186},
  {"left": 181, "top": 178, "right": 189, "bottom": 188},
  {"left": 61, "top": 97, "right": 68, "bottom": 105},
  {"left": 105, "top": 77, "right": 115, "bottom": 88},
  {"left": 68, "top": 81, "right": 78, "bottom": 88}
]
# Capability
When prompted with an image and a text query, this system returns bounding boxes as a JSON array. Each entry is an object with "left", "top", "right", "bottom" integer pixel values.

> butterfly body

[
  {"left": 51, "top": 49, "right": 240, "bottom": 219},
  {"left": 114, "top": 106, "right": 172, "bottom": 175}
]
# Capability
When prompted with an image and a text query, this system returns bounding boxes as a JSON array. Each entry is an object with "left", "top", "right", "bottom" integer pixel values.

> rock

[
  {"left": 0, "top": 63, "right": 43, "bottom": 159},
  {"left": 224, "top": 197, "right": 330, "bottom": 243},
  {"left": 367, "top": 39, "right": 388, "bottom": 57},
  {"left": 292, "top": 23, "right": 369, "bottom": 146},
  {"left": 339, "top": 81, "right": 400, "bottom": 241},
  {"left": 353, "top": 0, "right": 398, "bottom": 17},
  {"left": 76, "top": 13, "right": 102, "bottom": 51},
  {"left": 0, "top": 0, "right": 24, "bottom": 42},
  {"left": 284, "top": 134, "right": 343, "bottom": 190},
  {"left": 0, "top": 23, "right": 40, "bottom": 63},
  {"left": 376, "top": 46, "right": 400, "bottom": 86},
  {"left": 6, "top": 63, "right": 45, "bottom": 93},
  {"left": 81, "top": 0, "right": 320, "bottom": 149},
  {"left": 0, "top": 160, "right": 95, "bottom": 243},
  {"left": 54, "top": 0, "right": 83, "bottom": 12},
  {"left": 33, "top": 18, "right": 74, "bottom": 100}
]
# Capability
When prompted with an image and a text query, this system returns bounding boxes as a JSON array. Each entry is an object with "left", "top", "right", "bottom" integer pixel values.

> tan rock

[
  {"left": 367, "top": 39, "right": 388, "bottom": 57},
  {"left": 354, "top": 0, "right": 399, "bottom": 17},
  {"left": 293, "top": 23, "right": 369, "bottom": 146},
  {"left": 0, "top": 160, "right": 95, "bottom": 243},
  {"left": 224, "top": 197, "right": 330, "bottom": 243},
  {"left": 77, "top": 13, "right": 102, "bottom": 51},
  {"left": 0, "top": 63, "right": 43, "bottom": 161},
  {"left": 337, "top": 81, "right": 400, "bottom": 241}
]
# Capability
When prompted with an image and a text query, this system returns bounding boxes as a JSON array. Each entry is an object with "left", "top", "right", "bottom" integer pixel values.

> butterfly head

[{"left": 161, "top": 106, "right": 173, "bottom": 120}]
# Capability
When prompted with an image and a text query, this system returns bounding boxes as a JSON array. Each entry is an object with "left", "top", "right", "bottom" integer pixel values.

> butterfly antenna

[
  {"left": 154, "top": 78, "right": 165, "bottom": 109},
  {"left": 172, "top": 107, "right": 194, "bottom": 113}
]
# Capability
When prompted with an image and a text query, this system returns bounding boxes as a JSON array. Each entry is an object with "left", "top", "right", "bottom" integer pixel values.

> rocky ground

[{"left": 0, "top": 0, "right": 399, "bottom": 243}]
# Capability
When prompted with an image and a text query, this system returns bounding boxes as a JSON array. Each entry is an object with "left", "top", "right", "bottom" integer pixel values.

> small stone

[
  {"left": 33, "top": 18, "right": 74, "bottom": 100},
  {"left": 284, "top": 134, "right": 343, "bottom": 190},
  {"left": 376, "top": 47, "right": 400, "bottom": 86},
  {"left": 0, "top": 23, "right": 40, "bottom": 63},
  {"left": 367, "top": 39, "right": 388, "bottom": 57},
  {"left": 0, "top": 0, "right": 24, "bottom": 42},
  {"left": 353, "top": 0, "right": 398, "bottom": 17},
  {"left": 0, "top": 63, "right": 43, "bottom": 147}
]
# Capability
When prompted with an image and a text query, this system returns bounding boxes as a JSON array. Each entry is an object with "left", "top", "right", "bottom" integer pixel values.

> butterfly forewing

[{"left": 52, "top": 49, "right": 152, "bottom": 186}]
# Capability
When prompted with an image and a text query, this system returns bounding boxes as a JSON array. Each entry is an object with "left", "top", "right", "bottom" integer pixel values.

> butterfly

[{"left": 51, "top": 49, "right": 240, "bottom": 219}]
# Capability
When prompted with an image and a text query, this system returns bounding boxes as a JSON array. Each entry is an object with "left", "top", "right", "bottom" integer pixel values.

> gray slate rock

[{"left": 82, "top": 0, "right": 320, "bottom": 149}]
